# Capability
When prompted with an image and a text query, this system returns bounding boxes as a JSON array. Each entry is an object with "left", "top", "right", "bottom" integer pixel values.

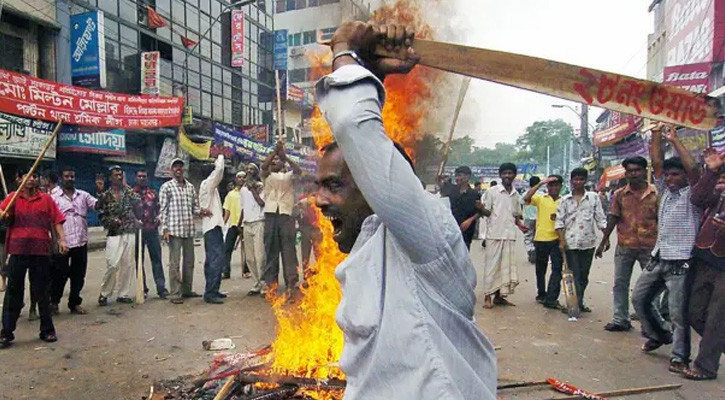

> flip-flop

[
  {"left": 641, "top": 339, "right": 665, "bottom": 353},
  {"left": 683, "top": 368, "right": 717, "bottom": 381},
  {"left": 494, "top": 297, "right": 516, "bottom": 306},
  {"left": 70, "top": 306, "right": 88, "bottom": 315}
]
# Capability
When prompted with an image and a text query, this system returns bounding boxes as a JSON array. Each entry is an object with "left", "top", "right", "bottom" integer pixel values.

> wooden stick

[
  {"left": 541, "top": 383, "right": 682, "bottom": 400},
  {"left": 275, "top": 70, "right": 284, "bottom": 142},
  {"left": 136, "top": 229, "right": 145, "bottom": 304},
  {"left": 0, "top": 163, "right": 8, "bottom": 197},
  {"left": 497, "top": 380, "right": 548, "bottom": 390},
  {"left": 212, "top": 376, "right": 236, "bottom": 400},
  {"left": 237, "top": 373, "right": 346, "bottom": 390},
  {"left": 0, "top": 121, "right": 62, "bottom": 219},
  {"left": 374, "top": 39, "right": 717, "bottom": 131},
  {"left": 437, "top": 76, "right": 471, "bottom": 177}
]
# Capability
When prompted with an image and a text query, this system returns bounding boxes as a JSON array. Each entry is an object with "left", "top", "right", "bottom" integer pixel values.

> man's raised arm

[{"left": 316, "top": 22, "right": 444, "bottom": 264}]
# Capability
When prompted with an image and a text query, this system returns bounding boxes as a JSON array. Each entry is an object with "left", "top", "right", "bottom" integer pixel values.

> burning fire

[{"left": 265, "top": 1, "right": 443, "bottom": 398}]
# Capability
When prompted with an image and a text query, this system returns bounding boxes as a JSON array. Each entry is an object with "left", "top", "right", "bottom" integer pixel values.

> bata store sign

[
  {"left": 663, "top": 62, "right": 712, "bottom": 93},
  {"left": 0, "top": 69, "right": 183, "bottom": 128}
]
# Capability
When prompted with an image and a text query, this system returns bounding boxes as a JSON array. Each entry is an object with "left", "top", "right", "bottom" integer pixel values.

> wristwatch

[{"left": 333, "top": 50, "right": 366, "bottom": 67}]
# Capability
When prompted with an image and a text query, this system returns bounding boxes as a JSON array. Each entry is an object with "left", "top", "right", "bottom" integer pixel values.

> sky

[{"left": 432, "top": 0, "right": 655, "bottom": 148}]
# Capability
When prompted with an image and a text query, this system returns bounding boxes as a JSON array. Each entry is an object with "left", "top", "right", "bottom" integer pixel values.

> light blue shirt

[{"left": 316, "top": 64, "right": 497, "bottom": 400}]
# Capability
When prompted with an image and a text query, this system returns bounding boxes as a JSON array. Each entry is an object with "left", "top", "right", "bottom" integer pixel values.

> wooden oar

[
  {"left": 0, "top": 121, "right": 62, "bottom": 219},
  {"left": 541, "top": 383, "right": 682, "bottom": 400}
]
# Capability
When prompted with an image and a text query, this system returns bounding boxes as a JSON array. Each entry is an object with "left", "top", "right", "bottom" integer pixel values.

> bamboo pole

[
  {"left": 0, "top": 163, "right": 8, "bottom": 196},
  {"left": 437, "top": 76, "right": 471, "bottom": 177},
  {"left": 541, "top": 383, "right": 682, "bottom": 400},
  {"left": 212, "top": 376, "right": 236, "bottom": 400},
  {"left": 0, "top": 121, "right": 62, "bottom": 219},
  {"left": 497, "top": 380, "right": 548, "bottom": 390},
  {"left": 275, "top": 70, "right": 284, "bottom": 142}
]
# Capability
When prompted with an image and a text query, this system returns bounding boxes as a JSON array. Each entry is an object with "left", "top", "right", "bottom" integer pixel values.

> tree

[{"left": 516, "top": 119, "right": 574, "bottom": 172}]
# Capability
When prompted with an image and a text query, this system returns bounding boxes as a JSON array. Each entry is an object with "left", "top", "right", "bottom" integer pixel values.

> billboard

[
  {"left": 58, "top": 127, "right": 125, "bottom": 156},
  {"left": 70, "top": 11, "right": 107, "bottom": 89},
  {"left": 141, "top": 51, "right": 160, "bottom": 95},
  {"left": 665, "top": 0, "right": 725, "bottom": 66},
  {"left": 0, "top": 112, "right": 57, "bottom": 160},
  {"left": 274, "top": 30, "right": 288, "bottom": 70},
  {"left": 662, "top": 61, "right": 712, "bottom": 93},
  {"left": 231, "top": 10, "right": 245, "bottom": 67}
]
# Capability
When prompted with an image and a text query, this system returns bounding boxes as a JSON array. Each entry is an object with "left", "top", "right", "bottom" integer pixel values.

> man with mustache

[{"left": 314, "top": 21, "right": 496, "bottom": 399}]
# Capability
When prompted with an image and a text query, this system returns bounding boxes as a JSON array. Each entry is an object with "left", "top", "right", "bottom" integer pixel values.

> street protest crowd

[
  {"left": 0, "top": 23, "right": 722, "bottom": 396},
  {"left": 440, "top": 124, "right": 724, "bottom": 382},
  {"left": 0, "top": 140, "right": 320, "bottom": 347}
]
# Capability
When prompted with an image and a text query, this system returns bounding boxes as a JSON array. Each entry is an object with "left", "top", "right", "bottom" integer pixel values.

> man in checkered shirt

[
  {"left": 160, "top": 158, "right": 209, "bottom": 304},
  {"left": 632, "top": 124, "right": 702, "bottom": 375}
]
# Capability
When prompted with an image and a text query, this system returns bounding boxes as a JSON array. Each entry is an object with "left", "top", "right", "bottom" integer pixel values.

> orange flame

[{"left": 266, "top": 1, "right": 442, "bottom": 399}]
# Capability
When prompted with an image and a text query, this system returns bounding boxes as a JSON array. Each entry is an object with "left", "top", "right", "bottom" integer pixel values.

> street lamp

[{"left": 183, "top": 0, "right": 259, "bottom": 106}]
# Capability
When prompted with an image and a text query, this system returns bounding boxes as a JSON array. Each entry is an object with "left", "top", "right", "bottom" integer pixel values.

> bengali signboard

[
  {"left": 57, "top": 127, "right": 125, "bottom": 156},
  {"left": 593, "top": 114, "right": 638, "bottom": 147},
  {"left": 274, "top": 30, "right": 288, "bottom": 70},
  {"left": 155, "top": 137, "right": 190, "bottom": 178},
  {"left": 70, "top": 11, "right": 107, "bottom": 88},
  {"left": 231, "top": 10, "right": 245, "bottom": 67},
  {"left": 0, "top": 69, "right": 184, "bottom": 128},
  {"left": 598, "top": 137, "right": 648, "bottom": 162},
  {"left": 211, "top": 122, "right": 316, "bottom": 172},
  {"left": 662, "top": 62, "right": 712, "bottom": 93},
  {"left": 0, "top": 112, "right": 57, "bottom": 159},
  {"left": 599, "top": 165, "right": 627, "bottom": 188},
  {"left": 141, "top": 51, "right": 161, "bottom": 95}
]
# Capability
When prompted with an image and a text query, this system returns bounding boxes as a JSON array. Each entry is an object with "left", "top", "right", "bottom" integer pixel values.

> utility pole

[{"left": 547, "top": 145, "right": 550, "bottom": 176}]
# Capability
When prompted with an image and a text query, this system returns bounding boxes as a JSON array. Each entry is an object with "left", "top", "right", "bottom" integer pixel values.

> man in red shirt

[{"left": 0, "top": 169, "right": 67, "bottom": 348}]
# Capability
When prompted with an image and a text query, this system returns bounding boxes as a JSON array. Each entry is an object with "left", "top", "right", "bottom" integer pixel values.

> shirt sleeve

[
  {"left": 85, "top": 191, "right": 98, "bottom": 210},
  {"left": 48, "top": 196, "right": 65, "bottom": 225},
  {"left": 0, "top": 192, "right": 13, "bottom": 212},
  {"left": 192, "top": 185, "right": 201, "bottom": 216},
  {"left": 223, "top": 193, "right": 232, "bottom": 212},
  {"left": 554, "top": 199, "right": 566, "bottom": 230},
  {"left": 609, "top": 190, "right": 622, "bottom": 217},
  {"left": 530, "top": 194, "right": 540, "bottom": 207},
  {"left": 593, "top": 193, "right": 607, "bottom": 229},
  {"left": 316, "top": 65, "right": 446, "bottom": 264},
  {"left": 159, "top": 184, "right": 169, "bottom": 233}
]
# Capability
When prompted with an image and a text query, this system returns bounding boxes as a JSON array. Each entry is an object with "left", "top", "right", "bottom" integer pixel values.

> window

[
  {"left": 275, "top": 1, "right": 285, "bottom": 13},
  {"left": 320, "top": 0, "right": 339, "bottom": 4},
  {"left": 289, "top": 68, "right": 307, "bottom": 83},
  {"left": 286, "top": 0, "right": 296, "bottom": 11},
  {"left": 296, "top": 0, "right": 306, "bottom": 8},
  {"left": 0, "top": 33, "right": 24, "bottom": 73},
  {"left": 291, "top": 33, "right": 301, "bottom": 46},
  {"left": 318, "top": 27, "right": 336, "bottom": 42},
  {"left": 308, "top": 0, "right": 318, "bottom": 6},
  {"left": 303, "top": 30, "right": 315, "bottom": 44}
]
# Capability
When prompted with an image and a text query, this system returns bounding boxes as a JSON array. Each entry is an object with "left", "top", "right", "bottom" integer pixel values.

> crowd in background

[{"left": 0, "top": 141, "right": 320, "bottom": 349}]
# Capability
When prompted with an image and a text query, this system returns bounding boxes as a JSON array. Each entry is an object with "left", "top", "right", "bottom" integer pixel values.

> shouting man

[{"left": 314, "top": 22, "right": 496, "bottom": 399}]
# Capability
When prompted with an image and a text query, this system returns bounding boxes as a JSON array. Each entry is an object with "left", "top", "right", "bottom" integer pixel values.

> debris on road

[{"left": 202, "top": 338, "right": 235, "bottom": 351}]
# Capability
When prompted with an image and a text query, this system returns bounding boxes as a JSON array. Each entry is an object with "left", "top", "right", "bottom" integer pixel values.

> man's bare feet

[{"left": 483, "top": 296, "right": 493, "bottom": 309}]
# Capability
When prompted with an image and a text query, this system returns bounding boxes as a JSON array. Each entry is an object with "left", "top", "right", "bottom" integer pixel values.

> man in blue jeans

[
  {"left": 199, "top": 155, "right": 226, "bottom": 304},
  {"left": 133, "top": 169, "right": 168, "bottom": 299},
  {"left": 597, "top": 157, "right": 659, "bottom": 331}
]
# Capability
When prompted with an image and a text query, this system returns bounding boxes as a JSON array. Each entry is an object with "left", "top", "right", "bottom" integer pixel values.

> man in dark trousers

[
  {"left": 442, "top": 166, "right": 488, "bottom": 250},
  {"left": 0, "top": 169, "right": 67, "bottom": 348},
  {"left": 685, "top": 147, "right": 725, "bottom": 381},
  {"left": 133, "top": 169, "right": 168, "bottom": 299}
]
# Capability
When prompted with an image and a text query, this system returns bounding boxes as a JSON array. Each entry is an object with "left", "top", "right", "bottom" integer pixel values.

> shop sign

[
  {"left": 58, "top": 127, "right": 125, "bottom": 156},
  {"left": 662, "top": 62, "right": 712, "bottom": 93},
  {"left": 0, "top": 111, "right": 56, "bottom": 159},
  {"left": 274, "top": 30, "right": 288, "bottom": 70},
  {"left": 70, "top": 10, "right": 107, "bottom": 89},
  {"left": 141, "top": 51, "right": 161, "bottom": 95},
  {"left": 231, "top": 10, "right": 245, "bottom": 67}
]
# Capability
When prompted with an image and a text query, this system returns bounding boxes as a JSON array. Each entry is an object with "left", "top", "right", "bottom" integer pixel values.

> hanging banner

[
  {"left": 155, "top": 137, "right": 190, "bottom": 178},
  {"left": 598, "top": 165, "right": 627, "bottom": 189},
  {"left": 711, "top": 125, "right": 725, "bottom": 153},
  {"left": 231, "top": 10, "right": 245, "bottom": 67},
  {"left": 179, "top": 126, "right": 211, "bottom": 160},
  {"left": 274, "top": 29, "right": 288, "bottom": 70},
  {"left": 0, "top": 69, "right": 184, "bottom": 128},
  {"left": 593, "top": 115, "right": 638, "bottom": 147},
  {"left": 57, "top": 127, "right": 125, "bottom": 156},
  {"left": 598, "top": 137, "right": 648, "bottom": 161},
  {"left": 0, "top": 112, "right": 57, "bottom": 160},
  {"left": 211, "top": 122, "right": 316, "bottom": 172},
  {"left": 662, "top": 62, "right": 712, "bottom": 93},
  {"left": 676, "top": 128, "right": 708, "bottom": 159},
  {"left": 242, "top": 124, "right": 268, "bottom": 143},
  {"left": 288, "top": 85, "right": 304, "bottom": 103},
  {"left": 141, "top": 51, "right": 161, "bottom": 95},
  {"left": 70, "top": 10, "right": 107, "bottom": 89}
]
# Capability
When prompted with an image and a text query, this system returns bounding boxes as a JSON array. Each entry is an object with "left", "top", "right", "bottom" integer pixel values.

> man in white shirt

[
  {"left": 199, "top": 155, "right": 226, "bottom": 304},
  {"left": 239, "top": 163, "right": 266, "bottom": 295},
  {"left": 261, "top": 141, "right": 302, "bottom": 295},
  {"left": 314, "top": 22, "right": 496, "bottom": 400}
]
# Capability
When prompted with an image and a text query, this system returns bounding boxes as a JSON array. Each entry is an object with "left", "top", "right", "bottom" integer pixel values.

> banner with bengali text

[
  {"left": 0, "top": 69, "right": 184, "bottom": 128},
  {"left": 0, "top": 111, "right": 57, "bottom": 159},
  {"left": 57, "top": 126, "right": 125, "bottom": 156}
]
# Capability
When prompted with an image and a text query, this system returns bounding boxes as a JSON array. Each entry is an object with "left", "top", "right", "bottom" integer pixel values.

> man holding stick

[
  {"left": 313, "top": 21, "right": 496, "bottom": 399},
  {"left": 0, "top": 169, "right": 67, "bottom": 348}
]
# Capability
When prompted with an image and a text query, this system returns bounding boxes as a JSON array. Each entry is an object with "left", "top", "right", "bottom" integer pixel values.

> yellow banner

[{"left": 179, "top": 127, "right": 211, "bottom": 160}]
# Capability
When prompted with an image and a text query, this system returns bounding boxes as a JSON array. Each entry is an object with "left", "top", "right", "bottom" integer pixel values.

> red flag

[
  {"left": 146, "top": 6, "right": 167, "bottom": 28},
  {"left": 181, "top": 35, "right": 197, "bottom": 49}
]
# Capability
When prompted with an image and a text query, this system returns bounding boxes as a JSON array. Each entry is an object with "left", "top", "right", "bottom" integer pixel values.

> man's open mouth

[{"left": 325, "top": 215, "right": 343, "bottom": 240}]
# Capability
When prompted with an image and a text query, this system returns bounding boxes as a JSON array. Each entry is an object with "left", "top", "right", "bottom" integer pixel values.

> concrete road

[{"left": 0, "top": 238, "right": 721, "bottom": 400}]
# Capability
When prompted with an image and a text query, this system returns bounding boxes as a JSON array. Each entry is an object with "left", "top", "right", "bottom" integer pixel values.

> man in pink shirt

[{"left": 50, "top": 167, "right": 103, "bottom": 315}]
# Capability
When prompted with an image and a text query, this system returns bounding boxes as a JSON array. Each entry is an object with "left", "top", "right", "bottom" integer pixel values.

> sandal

[
  {"left": 70, "top": 305, "right": 88, "bottom": 315},
  {"left": 40, "top": 333, "right": 58, "bottom": 343},
  {"left": 493, "top": 297, "right": 516, "bottom": 307},
  {"left": 0, "top": 336, "right": 12, "bottom": 349},
  {"left": 483, "top": 297, "right": 494, "bottom": 309},
  {"left": 683, "top": 367, "right": 717, "bottom": 381},
  {"left": 641, "top": 339, "right": 666, "bottom": 353},
  {"left": 170, "top": 298, "right": 184, "bottom": 305},
  {"left": 669, "top": 358, "right": 688, "bottom": 374}
]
